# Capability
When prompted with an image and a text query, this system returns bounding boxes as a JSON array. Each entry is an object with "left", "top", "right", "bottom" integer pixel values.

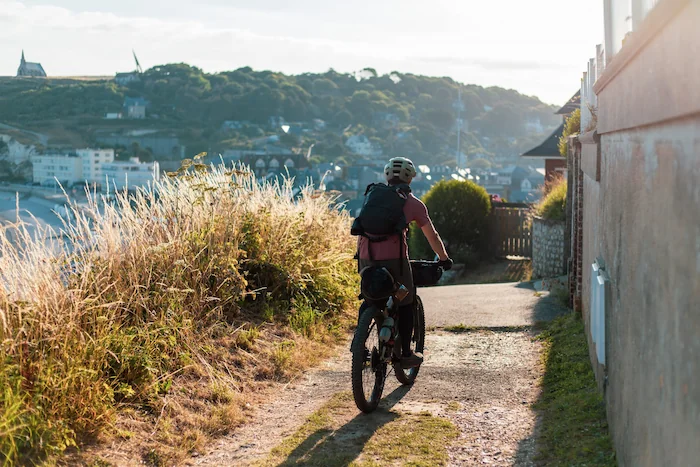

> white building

[
  {"left": 76, "top": 148, "right": 115, "bottom": 184},
  {"left": 345, "top": 135, "right": 382, "bottom": 157},
  {"left": 102, "top": 158, "right": 160, "bottom": 192},
  {"left": 31, "top": 153, "right": 83, "bottom": 187}
]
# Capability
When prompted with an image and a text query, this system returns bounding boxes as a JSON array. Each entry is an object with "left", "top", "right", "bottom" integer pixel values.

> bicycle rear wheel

[
  {"left": 351, "top": 306, "right": 387, "bottom": 413},
  {"left": 394, "top": 295, "right": 426, "bottom": 385}
]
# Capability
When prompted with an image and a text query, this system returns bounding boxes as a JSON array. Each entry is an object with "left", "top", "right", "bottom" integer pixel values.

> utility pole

[{"left": 454, "top": 89, "right": 464, "bottom": 168}]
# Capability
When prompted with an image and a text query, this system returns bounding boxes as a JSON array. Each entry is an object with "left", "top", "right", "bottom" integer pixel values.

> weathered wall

[
  {"left": 583, "top": 2, "right": 700, "bottom": 465},
  {"left": 532, "top": 216, "right": 565, "bottom": 278},
  {"left": 593, "top": 122, "right": 700, "bottom": 467}
]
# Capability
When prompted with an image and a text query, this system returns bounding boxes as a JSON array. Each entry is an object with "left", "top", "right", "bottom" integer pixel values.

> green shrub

[
  {"left": 535, "top": 176, "right": 567, "bottom": 221},
  {"left": 409, "top": 179, "right": 491, "bottom": 263},
  {"left": 558, "top": 108, "right": 580, "bottom": 157}
]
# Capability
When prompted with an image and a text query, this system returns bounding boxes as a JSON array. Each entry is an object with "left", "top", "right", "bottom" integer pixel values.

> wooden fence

[{"left": 489, "top": 202, "right": 532, "bottom": 258}]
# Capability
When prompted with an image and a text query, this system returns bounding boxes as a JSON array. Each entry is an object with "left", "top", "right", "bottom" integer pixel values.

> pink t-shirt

[{"left": 357, "top": 193, "right": 432, "bottom": 261}]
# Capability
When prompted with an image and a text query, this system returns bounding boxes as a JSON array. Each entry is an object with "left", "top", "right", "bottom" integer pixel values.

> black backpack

[{"left": 351, "top": 183, "right": 411, "bottom": 261}]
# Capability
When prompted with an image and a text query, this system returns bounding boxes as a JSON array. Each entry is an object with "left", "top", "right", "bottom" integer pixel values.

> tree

[
  {"left": 468, "top": 158, "right": 492, "bottom": 170},
  {"left": 334, "top": 109, "right": 353, "bottom": 127},
  {"left": 279, "top": 132, "right": 300, "bottom": 147},
  {"left": 409, "top": 180, "right": 491, "bottom": 263}
]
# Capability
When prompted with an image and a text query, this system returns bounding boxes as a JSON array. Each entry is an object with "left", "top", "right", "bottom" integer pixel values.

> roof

[
  {"left": 520, "top": 123, "right": 565, "bottom": 159},
  {"left": 509, "top": 190, "right": 540, "bottom": 203},
  {"left": 124, "top": 97, "right": 148, "bottom": 107},
  {"left": 18, "top": 61, "right": 46, "bottom": 76},
  {"left": 556, "top": 91, "right": 581, "bottom": 115}
]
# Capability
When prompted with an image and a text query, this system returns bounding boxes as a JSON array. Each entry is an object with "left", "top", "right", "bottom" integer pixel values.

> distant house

[
  {"left": 242, "top": 152, "right": 310, "bottom": 177},
  {"left": 345, "top": 135, "right": 383, "bottom": 157},
  {"left": 16, "top": 51, "right": 46, "bottom": 78},
  {"left": 115, "top": 72, "right": 140, "bottom": 86},
  {"left": 521, "top": 91, "right": 580, "bottom": 181},
  {"left": 510, "top": 172, "right": 544, "bottom": 203},
  {"left": 269, "top": 116, "right": 285, "bottom": 129},
  {"left": 124, "top": 97, "right": 147, "bottom": 119},
  {"left": 105, "top": 113, "right": 123, "bottom": 120}
]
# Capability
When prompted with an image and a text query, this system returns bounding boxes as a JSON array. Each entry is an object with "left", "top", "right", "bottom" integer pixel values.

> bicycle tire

[
  {"left": 394, "top": 294, "right": 426, "bottom": 385},
  {"left": 351, "top": 306, "right": 387, "bottom": 413}
]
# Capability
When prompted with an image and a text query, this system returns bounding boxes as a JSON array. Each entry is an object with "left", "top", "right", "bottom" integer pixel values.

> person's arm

[
  {"left": 408, "top": 195, "right": 451, "bottom": 265},
  {"left": 421, "top": 223, "right": 448, "bottom": 261}
]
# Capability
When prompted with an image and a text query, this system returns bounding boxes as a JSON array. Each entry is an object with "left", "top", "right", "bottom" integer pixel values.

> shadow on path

[{"left": 279, "top": 385, "right": 412, "bottom": 466}]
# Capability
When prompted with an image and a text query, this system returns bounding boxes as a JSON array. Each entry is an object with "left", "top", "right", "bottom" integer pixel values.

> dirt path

[{"left": 189, "top": 282, "right": 567, "bottom": 466}]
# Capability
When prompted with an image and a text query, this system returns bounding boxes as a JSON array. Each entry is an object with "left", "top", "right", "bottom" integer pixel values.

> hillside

[{"left": 0, "top": 65, "right": 559, "bottom": 167}]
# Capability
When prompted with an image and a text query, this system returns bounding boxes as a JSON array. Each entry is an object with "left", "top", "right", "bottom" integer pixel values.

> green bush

[
  {"left": 409, "top": 179, "right": 491, "bottom": 263},
  {"left": 535, "top": 176, "right": 567, "bottom": 221},
  {"left": 558, "top": 108, "right": 580, "bottom": 157}
]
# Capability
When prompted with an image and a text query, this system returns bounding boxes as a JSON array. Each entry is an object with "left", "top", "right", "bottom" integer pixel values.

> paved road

[{"left": 419, "top": 281, "right": 565, "bottom": 328}]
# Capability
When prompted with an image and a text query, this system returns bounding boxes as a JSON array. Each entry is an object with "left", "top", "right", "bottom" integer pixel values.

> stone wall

[{"left": 532, "top": 216, "right": 565, "bottom": 278}]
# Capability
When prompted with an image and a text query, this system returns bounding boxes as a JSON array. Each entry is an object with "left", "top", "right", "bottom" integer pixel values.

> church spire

[{"left": 21, "top": 50, "right": 25, "bottom": 63}]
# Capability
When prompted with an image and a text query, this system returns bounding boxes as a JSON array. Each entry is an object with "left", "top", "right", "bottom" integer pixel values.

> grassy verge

[
  {"left": 260, "top": 392, "right": 458, "bottom": 467},
  {"left": 534, "top": 313, "right": 616, "bottom": 466},
  {"left": 0, "top": 160, "right": 358, "bottom": 465}
]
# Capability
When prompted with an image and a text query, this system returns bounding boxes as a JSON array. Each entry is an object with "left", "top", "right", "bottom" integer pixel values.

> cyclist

[{"left": 356, "top": 157, "right": 452, "bottom": 368}]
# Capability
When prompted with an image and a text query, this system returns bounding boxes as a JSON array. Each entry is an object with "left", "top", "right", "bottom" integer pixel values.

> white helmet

[{"left": 384, "top": 157, "right": 417, "bottom": 183}]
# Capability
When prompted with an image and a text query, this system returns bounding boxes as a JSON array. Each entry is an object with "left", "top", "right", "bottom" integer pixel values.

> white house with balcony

[{"left": 101, "top": 158, "right": 160, "bottom": 192}]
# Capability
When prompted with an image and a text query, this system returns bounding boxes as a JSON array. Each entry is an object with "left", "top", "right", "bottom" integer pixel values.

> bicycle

[{"left": 351, "top": 260, "right": 445, "bottom": 413}]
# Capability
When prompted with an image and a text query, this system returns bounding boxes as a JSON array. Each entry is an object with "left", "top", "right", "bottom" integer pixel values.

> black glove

[{"left": 438, "top": 258, "right": 453, "bottom": 271}]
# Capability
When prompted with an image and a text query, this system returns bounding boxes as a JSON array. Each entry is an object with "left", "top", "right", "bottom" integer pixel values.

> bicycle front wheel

[{"left": 351, "top": 306, "right": 387, "bottom": 413}]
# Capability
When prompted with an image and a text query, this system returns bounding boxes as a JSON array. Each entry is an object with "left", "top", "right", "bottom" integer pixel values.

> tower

[{"left": 133, "top": 50, "right": 143, "bottom": 74}]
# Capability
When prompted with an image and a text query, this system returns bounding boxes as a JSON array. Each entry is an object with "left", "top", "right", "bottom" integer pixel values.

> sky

[{"left": 0, "top": 0, "right": 604, "bottom": 105}]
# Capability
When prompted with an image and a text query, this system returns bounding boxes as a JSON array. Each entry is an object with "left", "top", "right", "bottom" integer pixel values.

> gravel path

[{"left": 189, "top": 282, "right": 568, "bottom": 466}]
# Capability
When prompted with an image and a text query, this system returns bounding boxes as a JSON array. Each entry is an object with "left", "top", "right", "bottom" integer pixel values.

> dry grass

[
  {"left": 259, "top": 392, "right": 458, "bottom": 467},
  {"left": 0, "top": 159, "right": 358, "bottom": 465}
]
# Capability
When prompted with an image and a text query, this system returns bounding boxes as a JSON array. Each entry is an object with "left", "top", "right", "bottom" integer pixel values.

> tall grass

[
  {"left": 534, "top": 175, "right": 567, "bottom": 221},
  {"left": 0, "top": 161, "right": 357, "bottom": 464}
]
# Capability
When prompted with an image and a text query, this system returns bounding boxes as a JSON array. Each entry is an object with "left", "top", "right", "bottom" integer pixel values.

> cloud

[
  {"left": 0, "top": 0, "right": 601, "bottom": 104},
  {"left": 413, "top": 56, "right": 569, "bottom": 71}
]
